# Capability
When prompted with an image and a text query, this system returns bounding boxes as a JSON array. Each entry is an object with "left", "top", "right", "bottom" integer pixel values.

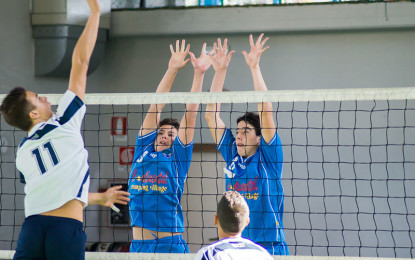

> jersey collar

[{"left": 28, "top": 122, "right": 46, "bottom": 137}]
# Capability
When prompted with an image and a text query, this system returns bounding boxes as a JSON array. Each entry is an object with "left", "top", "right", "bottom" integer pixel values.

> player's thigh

[
  {"left": 13, "top": 216, "right": 45, "bottom": 260},
  {"left": 44, "top": 217, "right": 86, "bottom": 260}
]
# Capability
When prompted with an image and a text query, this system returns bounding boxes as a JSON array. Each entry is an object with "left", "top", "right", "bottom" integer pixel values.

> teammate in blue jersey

[
  {"left": 129, "top": 40, "right": 212, "bottom": 253},
  {"left": 205, "top": 35, "right": 289, "bottom": 255},
  {"left": 194, "top": 191, "right": 273, "bottom": 260},
  {"left": 0, "top": 1, "right": 129, "bottom": 259}
]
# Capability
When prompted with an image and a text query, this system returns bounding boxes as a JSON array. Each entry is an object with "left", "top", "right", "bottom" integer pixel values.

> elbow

[{"left": 72, "top": 56, "right": 90, "bottom": 67}]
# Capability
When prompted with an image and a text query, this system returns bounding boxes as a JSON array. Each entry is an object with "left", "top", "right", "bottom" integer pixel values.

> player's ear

[
  {"left": 245, "top": 217, "right": 250, "bottom": 228},
  {"left": 29, "top": 109, "right": 39, "bottom": 120},
  {"left": 214, "top": 214, "right": 219, "bottom": 226}
]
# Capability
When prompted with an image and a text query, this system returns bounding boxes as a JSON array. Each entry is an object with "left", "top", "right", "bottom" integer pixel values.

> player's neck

[
  {"left": 28, "top": 117, "right": 51, "bottom": 132},
  {"left": 218, "top": 229, "right": 242, "bottom": 240},
  {"left": 220, "top": 233, "right": 242, "bottom": 240}
]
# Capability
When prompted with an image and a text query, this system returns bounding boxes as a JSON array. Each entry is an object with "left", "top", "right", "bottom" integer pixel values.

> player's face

[
  {"left": 236, "top": 121, "right": 260, "bottom": 158},
  {"left": 26, "top": 91, "right": 53, "bottom": 122},
  {"left": 155, "top": 124, "right": 178, "bottom": 152}
]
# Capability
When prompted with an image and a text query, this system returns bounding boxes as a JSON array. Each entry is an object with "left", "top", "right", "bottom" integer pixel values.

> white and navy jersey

[
  {"left": 129, "top": 130, "right": 193, "bottom": 233},
  {"left": 218, "top": 129, "right": 285, "bottom": 243},
  {"left": 16, "top": 90, "right": 90, "bottom": 217},
  {"left": 194, "top": 237, "right": 273, "bottom": 260}
]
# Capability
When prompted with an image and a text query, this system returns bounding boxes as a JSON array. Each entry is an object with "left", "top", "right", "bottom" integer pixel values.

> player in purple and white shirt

[{"left": 194, "top": 191, "right": 273, "bottom": 260}]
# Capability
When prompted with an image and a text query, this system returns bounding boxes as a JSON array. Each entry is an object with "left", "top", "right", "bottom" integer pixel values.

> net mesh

[{"left": 0, "top": 87, "right": 414, "bottom": 258}]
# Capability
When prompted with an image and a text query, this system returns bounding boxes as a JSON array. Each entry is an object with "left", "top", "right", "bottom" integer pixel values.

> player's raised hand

[
  {"left": 87, "top": 0, "right": 101, "bottom": 14},
  {"left": 168, "top": 39, "right": 191, "bottom": 70},
  {"left": 102, "top": 185, "right": 130, "bottom": 212},
  {"left": 189, "top": 43, "right": 212, "bottom": 73},
  {"left": 209, "top": 38, "right": 235, "bottom": 72},
  {"left": 242, "top": 33, "right": 270, "bottom": 69}
]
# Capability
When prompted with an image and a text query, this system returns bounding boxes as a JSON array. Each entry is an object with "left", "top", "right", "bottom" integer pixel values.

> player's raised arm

[
  {"left": 68, "top": 0, "right": 101, "bottom": 101},
  {"left": 205, "top": 38, "right": 234, "bottom": 144},
  {"left": 242, "top": 33, "right": 275, "bottom": 143},
  {"left": 140, "top": 40, "right": 190, "bottom": 137},
  {"left": 178, "top": 43, "right": 212, "bottom": 145}
]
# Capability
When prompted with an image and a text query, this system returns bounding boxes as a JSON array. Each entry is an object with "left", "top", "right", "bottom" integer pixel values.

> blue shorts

[
  {"left": 130, "top": 234, "right": 189, "bottom": 253},
  {"left": 258, "top": 241, "right": 289, "bottom": 255},
  {"left": 14, "top": 215, "right": 86, "bottom": 260}
]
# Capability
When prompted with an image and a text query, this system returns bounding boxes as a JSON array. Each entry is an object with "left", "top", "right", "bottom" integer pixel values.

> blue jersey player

[
  {"left": 0, "top": 1, "right": 130, "bottom": 259},
  {"left": 205, "top": 35, "right": 289, "bottom": 255},
  {"left": 129, "top": 41, "right": 212, "bottom": 253}
]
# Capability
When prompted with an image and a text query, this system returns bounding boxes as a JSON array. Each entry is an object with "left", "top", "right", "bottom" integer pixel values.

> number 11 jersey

[{"left": 16, "top": 90, "right": 90, "bottom": 217}]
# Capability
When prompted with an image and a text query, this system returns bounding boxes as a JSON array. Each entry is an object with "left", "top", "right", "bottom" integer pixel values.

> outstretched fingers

[
  {"left": 181, "top": 39, "right": 186, "bottom": 52},
  {"left": 189, "top": 51, "right": 196, "bottom": 61},
  {"left": 228, "top": 49, "right": 235, "bottom": 59},
  {"left": 217, "top": 38, "right": 223, "bottom": 53},
  {"left": 169, "top": 44, "right": 174, "bottom": 55},
  {"left": 175, "top": 39, "right": 180, "bottom": 52},
  {"left": 200, "top": 42, "right": 207, "bottom": 57},
  {"left": 256, "top": 33, "right": 264, "bottom": 46},
  {"left": 249, "top": 34, "right": 255, "bottom": 49}
]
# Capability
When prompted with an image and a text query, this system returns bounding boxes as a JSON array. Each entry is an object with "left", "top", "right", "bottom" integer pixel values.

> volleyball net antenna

[{"left": 0, "top": 87, "right": 414, "bottom": 259}]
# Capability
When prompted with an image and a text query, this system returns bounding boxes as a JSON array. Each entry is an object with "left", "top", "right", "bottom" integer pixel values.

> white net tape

[{"left": 1, "top": 87, "right": 414, "bottom": 105}]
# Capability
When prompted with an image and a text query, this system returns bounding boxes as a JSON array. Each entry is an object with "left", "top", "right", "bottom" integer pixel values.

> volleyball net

[{"left": 0, "top": 87, "right": 414, "bottom": 258}]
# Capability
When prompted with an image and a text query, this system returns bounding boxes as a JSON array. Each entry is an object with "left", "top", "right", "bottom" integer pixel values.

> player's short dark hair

[
  {"left": 217, "top": 191, "right": 250, "bottom": 234},
  {"left": 159, "top": 118, "right": 180, "bottom": 131},
  {"left": 0, "top": 87, "right": 35, "bottom": 132},
  {"left": 237, "top": 112, "right": 261, "bottom": 136}
]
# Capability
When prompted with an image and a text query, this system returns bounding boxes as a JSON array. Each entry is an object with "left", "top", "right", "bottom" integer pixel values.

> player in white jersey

[
  {"left": 0, "top": 1, "right": 129, "bottom": 259},
  {"left": 194, "top": 191, "right": 273, "bottom": 260}
]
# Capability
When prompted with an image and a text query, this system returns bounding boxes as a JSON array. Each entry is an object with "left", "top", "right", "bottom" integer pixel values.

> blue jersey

[
  {"left": 218, "top": 129, "right": 285, "bottom": 243},
  {"left": 129, "top": 130, "right": 193, "bottom": 233}
]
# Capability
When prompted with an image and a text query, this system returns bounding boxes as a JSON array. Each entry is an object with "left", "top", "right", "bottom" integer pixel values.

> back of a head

[
  {"left": 217, "top": 191, "right": 250, "bottom": 235},
  {"left": 0, "top": 87, "right": 34, "bottom": 132}
]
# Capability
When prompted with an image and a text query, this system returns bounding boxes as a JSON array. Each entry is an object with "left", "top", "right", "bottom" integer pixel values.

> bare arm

[
  {"left": 242, "top": 33, "right": 275, "bottom": 143},
  {"left": 88, "top": 185, "right": 130, "bottom": 211},
  {"left": 205, "top": 39, "right": 234, "bottom": 144},
  {"left": 68, "top": 0, "right": 101, "bottom": 101},
  {"left": 178, "top": 43, "right": 212, "bottom": 145},
  {"left": 140, "top": 40, "right": 190, "bottom": 136}
]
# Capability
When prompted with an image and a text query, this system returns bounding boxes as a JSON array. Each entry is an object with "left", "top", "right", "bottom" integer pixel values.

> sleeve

[
  {"left": 55, "top": 90, "right": 86, "bottom": 130},
  {"left": 133, "top": 130, "right": 157, "bottom": 162},
  {"left": 194, "top": 248, "right": 210, "bottom": 260},
  {"left": 19, "top": 171, "right": 26, "bottom": 184},
  {"left": 172, "top": 136, "right": 193, "bottom": 178},
  {"left": 259, "top": 131, "right": 283, "bottom": 179},
  {"left": 217, "top": 128, "right": 237, "bottom": 164}
]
